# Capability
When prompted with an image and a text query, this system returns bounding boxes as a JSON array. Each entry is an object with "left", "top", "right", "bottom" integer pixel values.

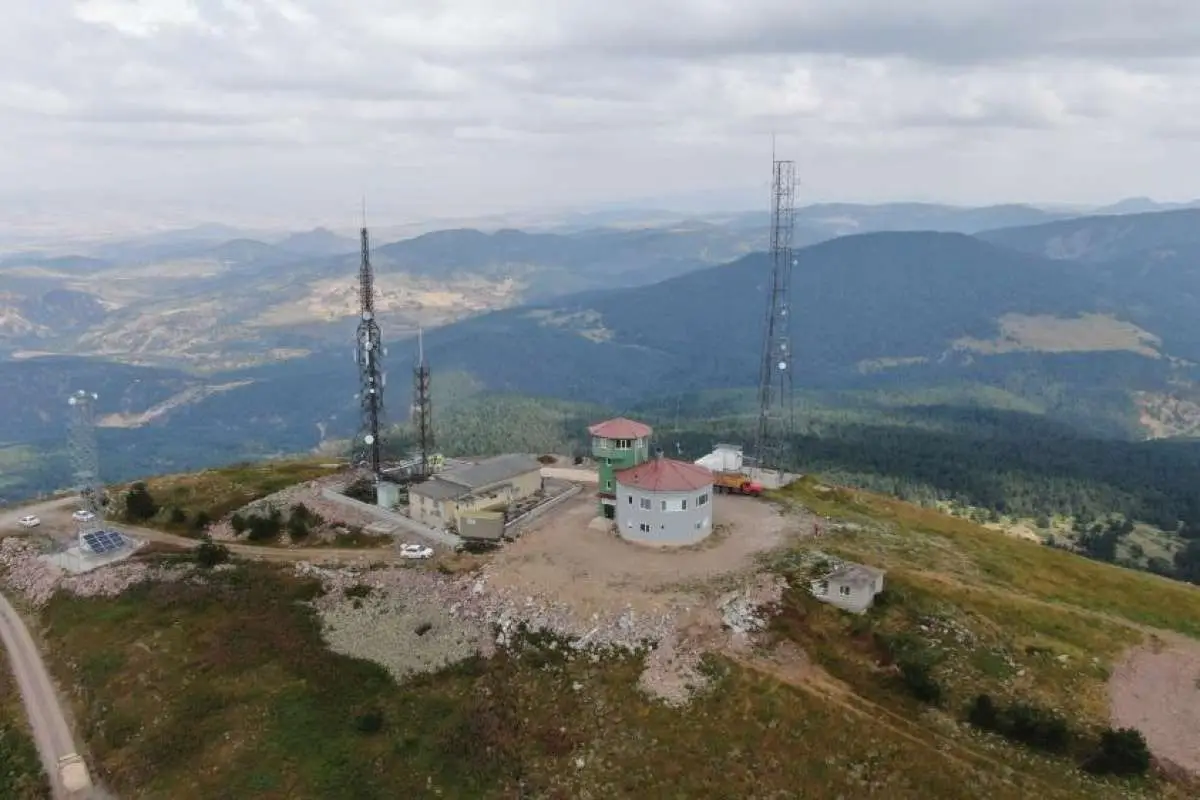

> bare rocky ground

[
  {"left": 298, "top": 492, "right": 802, "bottom": 705},
  {"left": 1110, "top": 634, "right": 1200, "bottom": 777},
  {"left": 0, "top": 536, "right": 195, "bottom": 607},
  {"left": 205, "top": 476, "right": 383, "bottom": 544}
]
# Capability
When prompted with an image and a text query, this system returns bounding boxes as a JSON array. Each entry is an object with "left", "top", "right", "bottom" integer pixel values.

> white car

[
  {"left": 17, "top": 515, "right": 40, "bottom": 528},
  {"left": 399, "top": 543, "right": 433, "bottom": 560},
  {"left": 72, "top": 510, "right": 96, "bottom": 523}
]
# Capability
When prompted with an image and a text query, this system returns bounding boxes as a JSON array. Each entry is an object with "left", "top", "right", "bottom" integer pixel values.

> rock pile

[
  {"left": 0, "top": 536, "right": 188, "bottom": 607},
  {"left": 294, "top": 561, "right": 788, "bottom": 706}
]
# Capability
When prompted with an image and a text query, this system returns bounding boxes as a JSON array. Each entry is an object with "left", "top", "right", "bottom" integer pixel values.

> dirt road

[
  {"left": 0, "top": 589, "right": 90, "bottom": 798},
  {"left": 0, "top": 496, "right": 407, "bottom": 564},
  {"left": 1110, "top": 635, "right": 1200, "bottom": 777}
]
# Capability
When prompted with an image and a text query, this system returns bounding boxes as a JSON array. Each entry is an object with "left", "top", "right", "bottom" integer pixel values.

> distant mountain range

[{"left": 6, "top": 202, "right": 1200, "bottom": 500}]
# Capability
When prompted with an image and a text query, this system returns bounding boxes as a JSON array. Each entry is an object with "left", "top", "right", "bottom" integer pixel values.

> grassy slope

[
  {"left": 113, "top": 458, "right": 344, "bottom": 535},
  {"left": 30, "top": 475, "right": 1200, "bottom": 798},
  {"left": 0, "top": 643, "right": 51, "bottom": 799}
]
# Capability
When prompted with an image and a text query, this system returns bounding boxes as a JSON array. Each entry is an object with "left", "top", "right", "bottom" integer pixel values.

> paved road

[{"left": 0, "top": 589, "right": 90, "bottom": 799}]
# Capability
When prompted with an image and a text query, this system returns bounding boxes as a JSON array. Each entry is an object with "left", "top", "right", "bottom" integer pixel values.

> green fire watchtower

[{"left": 588, "top": 417, "right": 653, "bottom": 518}]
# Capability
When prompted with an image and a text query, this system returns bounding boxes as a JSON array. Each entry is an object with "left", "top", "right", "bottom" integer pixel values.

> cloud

[{"left": 0, "top": 1, "right": 1198, "bottom": 233}]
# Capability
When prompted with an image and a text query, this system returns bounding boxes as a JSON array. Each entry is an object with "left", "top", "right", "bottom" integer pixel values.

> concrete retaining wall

[{"left": 318, "top": 488, "right": 461, "bottom": 548}]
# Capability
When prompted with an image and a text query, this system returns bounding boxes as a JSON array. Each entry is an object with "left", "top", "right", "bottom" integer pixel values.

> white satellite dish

[{"left": 364, "top": 434, "right": 375, "bottom": 445}]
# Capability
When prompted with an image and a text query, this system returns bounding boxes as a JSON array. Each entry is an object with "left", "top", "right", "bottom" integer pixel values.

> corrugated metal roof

[
  {"left": 441, "top": 453, "right": 542, "bottom": 490},
  {"left": 616, "top": 457, "right": 712, "bottom": 492},
  {"left": 409, "top": 478, "right": 471, "bottom": 500},
  {"left": 827, "top": 563, "right": 885, "bottom": 588},
  {"left": 587, "top": 417, "right": 653, "bottom": 439}
]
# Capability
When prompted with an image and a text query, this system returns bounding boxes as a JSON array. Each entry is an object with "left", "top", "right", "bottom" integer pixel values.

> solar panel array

[{"left": 82, "top": 530, "right": 126, "bottom": 554}]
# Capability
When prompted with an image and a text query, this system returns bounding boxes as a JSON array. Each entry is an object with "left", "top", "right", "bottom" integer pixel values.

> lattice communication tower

[
  {"left": 353, "top": 224, "right": 386, "bottom": 478},
  {"left": 753, "top": 158, "right": 798, "bottom": 470},
  {"left": 412, "top": 328, "right": 434, "bottom": 479},
  {"left": 67, "top": 389, "right": 103, "bottom": 529}
]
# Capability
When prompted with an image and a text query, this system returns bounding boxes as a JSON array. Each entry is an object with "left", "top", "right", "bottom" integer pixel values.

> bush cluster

[{"left": 967, "top": 694, "right": 1151, "bottom": 777}]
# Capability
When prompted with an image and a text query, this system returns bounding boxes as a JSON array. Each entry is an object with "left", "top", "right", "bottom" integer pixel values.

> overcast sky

[{"left": 2, "top": 1, "right": 1199, "bottom": 234}]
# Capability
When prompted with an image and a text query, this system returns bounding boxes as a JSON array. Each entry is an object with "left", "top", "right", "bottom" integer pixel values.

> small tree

[
  {"left": 898, "top": 659, "right": 942, "bottom": 706},
  {"left": 168, "top": 506, "right": 187, "bottom": 525},
  {"left": 190, "top": 511, "right": 212, "bottom": 533},
  {"left": 967, "top": 694, "right": 999, "bottom": 730},
  {"left": 287, "top": 513, "right": 310, "bottom": 541},
  {"left": 1087, "top": 727, "right": 1151, "bottom": 776},
  {"left": 124, "top": 482, "right": 159, "bottom": 521},
  {"left": 229, "top": 513, "right": 247, "bottom": 536},
  {"left": 195, "top": 536, "right": 231, "bottom": 569},
  {"left": 354, "top": 710, "right": 384, "bottom": 734}
]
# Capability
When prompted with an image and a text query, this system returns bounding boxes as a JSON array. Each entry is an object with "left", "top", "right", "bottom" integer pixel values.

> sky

[{"left": 2, "top": 0, "right": 1200, "bottom": 235}]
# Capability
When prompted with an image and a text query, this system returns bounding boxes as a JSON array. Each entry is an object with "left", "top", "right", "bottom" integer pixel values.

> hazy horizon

[{"left": 4, "top": 2, "right": 1200, "bottom": 238}]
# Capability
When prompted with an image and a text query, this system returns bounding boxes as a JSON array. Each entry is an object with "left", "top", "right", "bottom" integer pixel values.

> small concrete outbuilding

[
  {"left": 615, "top": 453, "right": 715, "bottom": 546},
  {"left": 810, "top": 562, "right": 886, "bottom": 614}
]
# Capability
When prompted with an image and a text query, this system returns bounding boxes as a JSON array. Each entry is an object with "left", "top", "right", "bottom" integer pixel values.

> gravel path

[{"left": 1110, "top": 635, "right": 1200, "bottom": 776}]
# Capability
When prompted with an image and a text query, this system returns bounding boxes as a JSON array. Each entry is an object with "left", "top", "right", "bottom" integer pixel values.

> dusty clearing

[
  {"left": 299, "top": 491, "right": 805, "bottom": 706},
  {"left": 484, "top": 492, "right": 793, "bottom": 619},
  {"left": 1110, "top": 635, "right": 1200, "bottom": 776}
]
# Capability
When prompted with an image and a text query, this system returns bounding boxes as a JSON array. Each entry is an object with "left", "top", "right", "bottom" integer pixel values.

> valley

[{"left": 5, "top": 203, "right": 1200, "bottom": 798}]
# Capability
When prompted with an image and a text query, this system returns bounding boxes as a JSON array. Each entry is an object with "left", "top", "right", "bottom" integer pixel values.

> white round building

[{"left": 614, "top": 454, "right": 714, "bottom": 546}]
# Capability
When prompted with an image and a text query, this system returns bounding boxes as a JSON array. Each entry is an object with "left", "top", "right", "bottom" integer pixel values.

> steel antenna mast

[
  {"left": 354, "top": 207, "right": 386, "bottom": 482},
  {"left": 412, "top": 327, "right": 433, "bottom": 479},
  {"left": 67, "top": 389, "right": 103, "bottom": 532},
  {"left": 753, "top": 154, "right": 797, "bottom": 471}
]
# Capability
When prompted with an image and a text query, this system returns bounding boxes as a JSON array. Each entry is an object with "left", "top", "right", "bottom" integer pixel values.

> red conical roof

[
  {"left": 588, "top": 417, "right": 653, "bottom": 439},
  {"left": 616, "top": 457, "right": 712, "bottom": 492}
]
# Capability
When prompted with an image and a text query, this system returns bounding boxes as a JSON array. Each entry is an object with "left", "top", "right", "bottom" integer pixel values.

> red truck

[{"left": 712, "top": 472, "right": 763, "bottom": 496}]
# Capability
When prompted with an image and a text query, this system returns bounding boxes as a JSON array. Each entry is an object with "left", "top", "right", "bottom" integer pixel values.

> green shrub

[
  {"left": 125, "top": 482, "right": 159, "bottom": 521},
  {"left": 353, "top": 711, "right": 384, "bottom": 735},
  {"left": 195, "top": 537, "right": 231, "bottom": 569},
  {"left": 1086, "top": 727, "right": 1151, "bottom": 776},
  {"left": 898, "top": 659, "right": 942, "bottom": 705},
  {"left": 967, "top": 694, "right": 998, "bottom": 729},
  {"left": 965, "top": 695, "right": 1071, "bottom": 754},
  {"left": 190, "top": 511, "right": 212, "bottom": 533}
]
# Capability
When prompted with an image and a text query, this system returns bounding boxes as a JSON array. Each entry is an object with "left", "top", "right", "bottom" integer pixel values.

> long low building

[{"left": 408, "top": 454, "right": 543, "bottom": 531}]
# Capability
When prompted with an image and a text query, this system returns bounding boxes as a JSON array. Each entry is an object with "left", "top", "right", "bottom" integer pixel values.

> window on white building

[
  {"left": 681, "top": 499, "right": 688, "bottom": 510},
  {"left": 640, "top": 498, "right": 651, "bottom": 510},
  {"left": 697, "top": 493, "right": 708, "bottom": 506},
  {"left": 839, "top": 585, "right": 852, "bottom": 597},
  {"left": 661, "top": 500, "right": 667, "bottom": 511},
  {"left": 639, "top": 523, "right": 651, "bottom": 533},
  {"left": 627, "top": 495, "right": 633, "bottom": 504}
]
